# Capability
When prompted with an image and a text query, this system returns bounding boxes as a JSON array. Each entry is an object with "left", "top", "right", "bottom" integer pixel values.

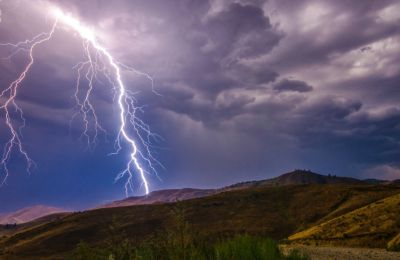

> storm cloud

[{"left": 0, "top": 0, "right": 400, "bottom": 211}]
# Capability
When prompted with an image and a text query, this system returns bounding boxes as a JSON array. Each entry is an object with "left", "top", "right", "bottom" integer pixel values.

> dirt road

[{"left": 281, "top": 245, "right": 400, "bottom": 260}]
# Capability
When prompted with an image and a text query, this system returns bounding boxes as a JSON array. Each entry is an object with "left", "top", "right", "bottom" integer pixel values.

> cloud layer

[{"left": 0, "top": 0, "right": 400, "bottom": 211}]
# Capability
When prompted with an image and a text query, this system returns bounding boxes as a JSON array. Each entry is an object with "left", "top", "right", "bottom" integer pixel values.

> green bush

[
  {"left": 72, "top": 241, "right": 107, "bottom": 260},
  {"left": 387, "top": 242, "right": 400, "bottom": 252},
  {"left": 214, "top": 235, "right": 281, "bottom": 260},
  {"left": 214, "top": 235, "right": 308, "bottom": 260}
]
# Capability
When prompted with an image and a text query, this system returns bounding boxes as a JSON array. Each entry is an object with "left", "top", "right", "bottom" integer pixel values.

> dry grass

[
  {"left": 388, "top": 233, "right": 400, "bottom": 251},
  {"left": 289, "top": 193, "right": 400, "bottom": 248}
]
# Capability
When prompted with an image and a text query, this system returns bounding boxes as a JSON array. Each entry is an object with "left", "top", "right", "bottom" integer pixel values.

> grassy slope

[
  {"left": 1, "top": 184, "right": 400, "bottom": 259},
  {"left": 314, "top": 185, "right": 400, "bottom": 224},
  {"left": 289, "top": 191, "right": 400, "bottom": 248},
  {"left": 388, "top": 233, "right": 400, "bottom": 251}
]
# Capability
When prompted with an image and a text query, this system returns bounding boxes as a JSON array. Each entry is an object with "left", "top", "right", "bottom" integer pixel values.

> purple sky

[{"left": 0, "top": 0, "right": 400, "bottom": 212}]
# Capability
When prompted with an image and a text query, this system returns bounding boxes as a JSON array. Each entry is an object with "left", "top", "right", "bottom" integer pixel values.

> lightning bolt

[{"left": 0, "top": 7, "right": 162, "bottom": 195}]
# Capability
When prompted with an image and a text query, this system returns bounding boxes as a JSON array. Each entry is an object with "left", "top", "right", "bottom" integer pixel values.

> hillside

[
  {"left": 100, "top": 188, "right": 214, "bottom": 208},
  {"left": 388, "top": 233, "right": 400, "bottom": 251},
  {"left": 289, "top": 192, "right": 400, "bottom": 249},
  {"left": 0, "top": 212, "right": 70, "bottom": 239},
  {"left": 1, "top": 184, "right": 400, "bottom": 259},
  {"left": 0, "top": 205, "right": 66, "bottom": 225}
]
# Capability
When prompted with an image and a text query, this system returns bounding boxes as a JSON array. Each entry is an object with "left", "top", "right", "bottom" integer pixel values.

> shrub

[
  {"left": 214, "top": 235, "right": 281, "bottom": 260},
  {"left": 72, "top": 241, "right": 107, "bottom": 260}
]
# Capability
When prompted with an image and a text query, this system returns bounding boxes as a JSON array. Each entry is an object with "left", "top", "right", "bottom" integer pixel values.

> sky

[{"left": 0, "top": 0, "right": 399, "bottom": 212}]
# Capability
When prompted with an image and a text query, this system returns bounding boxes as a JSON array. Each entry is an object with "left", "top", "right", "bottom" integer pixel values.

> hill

[
  {"left": 0, "top": 205, "right": 66, "bottom": 225},
  {"left": 100, "top": 188, "right": 214, "bottom": 208},
  {"left": 225, "top": 170, "right": 365, "bottom": 190},
  {"left": 1, "top": 183, "right": 400, "bottom": 259},
  {"left": 266, "top": 170, "right": 363, "bottom": 185},
  {"left": 101, "top": 170, "right": 370, "bottom": 208},
  {"left": 289, "top": 192, "right": 400, "bottom": 249}
]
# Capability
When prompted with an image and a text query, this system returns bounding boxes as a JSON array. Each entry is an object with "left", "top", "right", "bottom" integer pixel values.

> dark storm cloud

[
  {"left": 299, "top": 97, "right": 362, "bottom": 124},
  {"left": 273, "top": 79, "right": 313, "bottom": 93},
  {"left": 264, "top": 0, "right": 400, "bottom": 71},
  {"left": 205, "top": 3, "right": 280, "bottom": 60},
  {"left": 1, "top": 0, "right": 400, "bottom": 211}
]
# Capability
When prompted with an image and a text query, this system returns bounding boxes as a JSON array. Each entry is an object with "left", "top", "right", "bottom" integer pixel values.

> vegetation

[
  {"left": 72, "top": 207, "right": 309, "bottom": 260},
  {"left": 72, "top": 235, "right": 309, "bottom": 260}
]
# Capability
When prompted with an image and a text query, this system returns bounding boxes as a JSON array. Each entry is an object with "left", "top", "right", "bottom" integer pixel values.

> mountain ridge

[
  {"left": 100, "top": 170, "right": 390, "bottom": 208},
  {"left": 0, "top": 205, "right": 66, "bottom": 225},
  {"left": 1, "top": 170, "right": 394, "bottom": 225},
  {"left": 99, "top": 188, "right": 215, "bottom": 208},
  {"left": 222, "top": 169, "right": 370, "bottom": 190}
]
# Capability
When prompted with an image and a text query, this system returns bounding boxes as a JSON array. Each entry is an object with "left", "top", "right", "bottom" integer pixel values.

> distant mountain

[
  {"left": 0, "top": 205, "right": 66, "bottom": 224},
  {"left": 100, "top": 188, "right": 215, "bottom": 208},
  {"left": 267, "top": 170, "right": 364, "bottom": 185},
  {"left": 225, "top": 170, "right": 364, "bottom": 190},
  {"left": 102, "top": 170, "right": 370, "bottom": 208}
]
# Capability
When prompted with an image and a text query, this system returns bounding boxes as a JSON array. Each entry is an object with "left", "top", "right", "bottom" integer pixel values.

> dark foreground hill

[{"left": 1, "top": 182, "right": 400, "bottom": 259}]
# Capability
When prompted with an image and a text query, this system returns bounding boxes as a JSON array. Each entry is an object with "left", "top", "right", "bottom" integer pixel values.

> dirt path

[{"left": 281, "top": 245, "right": 400, "bottom": 260}]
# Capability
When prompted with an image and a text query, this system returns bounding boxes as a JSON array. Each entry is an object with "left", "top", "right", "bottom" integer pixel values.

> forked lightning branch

[{"left": 0, "top": 6, "right": 161, "bottom": 196}]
